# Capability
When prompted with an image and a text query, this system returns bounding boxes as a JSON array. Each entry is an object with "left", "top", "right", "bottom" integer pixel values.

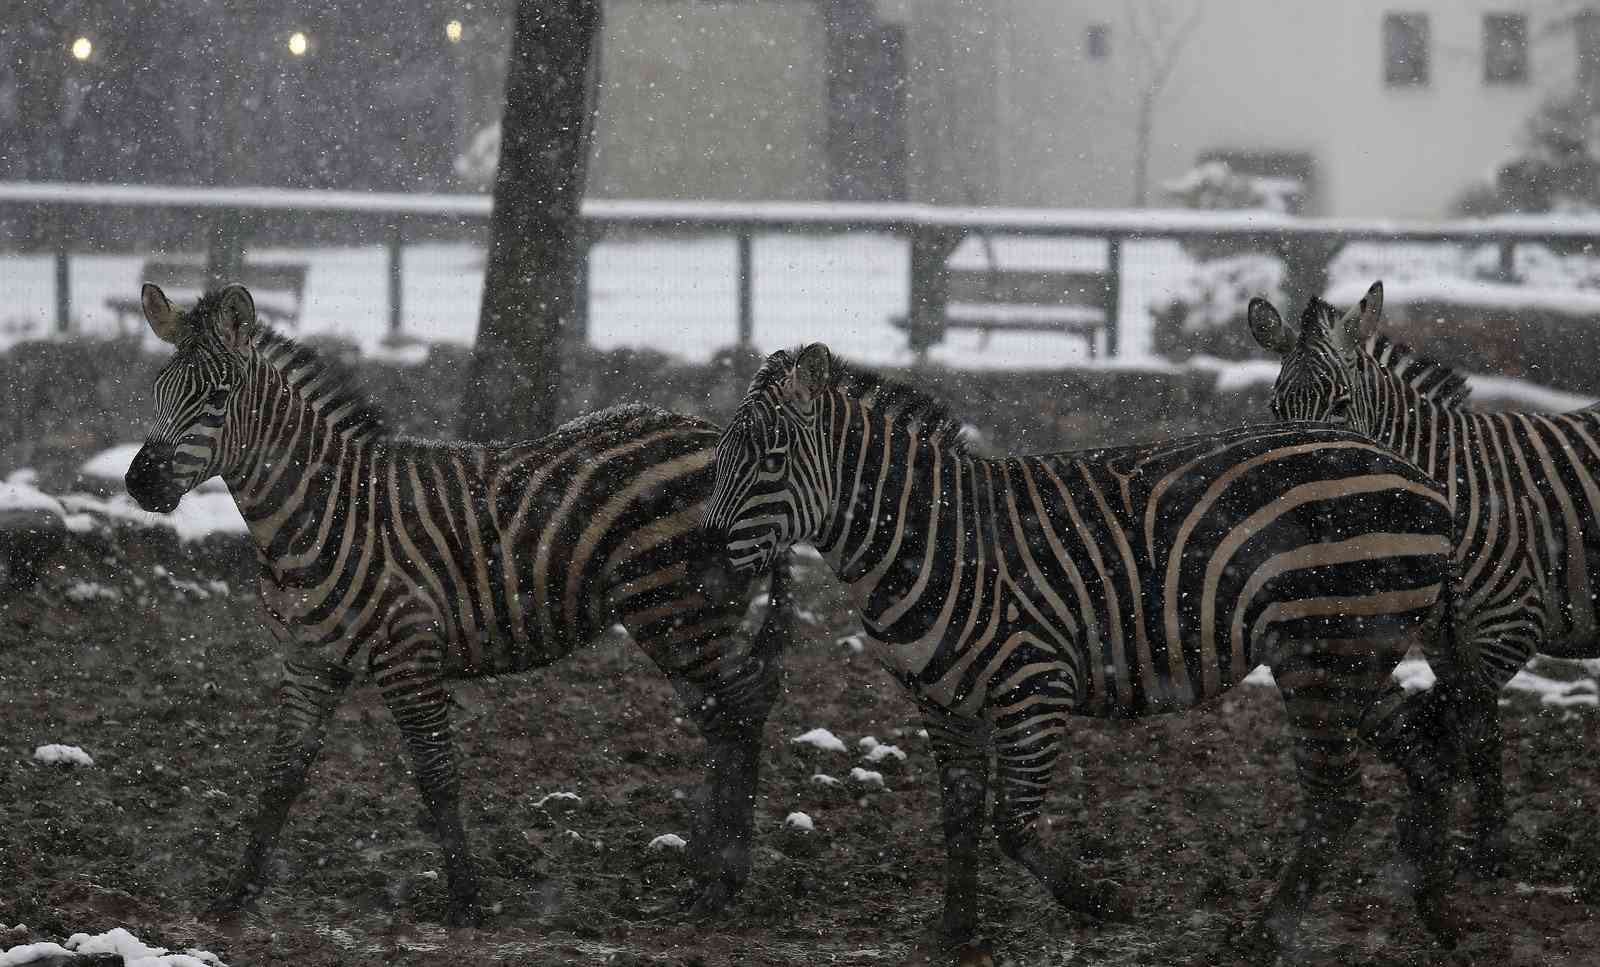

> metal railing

[{"left": 3, "top": 181, "right": 1598, "bottom": 357}]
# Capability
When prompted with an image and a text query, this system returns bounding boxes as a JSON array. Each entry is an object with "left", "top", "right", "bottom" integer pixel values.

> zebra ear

[
  {"left": 142, "top": 283, "right": 185, "bottom": 344},
  {"left": 214, "top": 284, "right": 258, "bottom": 350},
  {"left": 1357, "top": 280, "right": 1383, "bottom": 332},
  {"left": 1247, "top": 297, "right": 1295, "bottom": 355},
  {"left": 791, "top": 343, "right": 833, "bottom": 401}
]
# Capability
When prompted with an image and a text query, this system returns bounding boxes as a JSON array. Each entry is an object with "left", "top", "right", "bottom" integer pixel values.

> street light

[
  {"left": 446, "top": 19, "right": 464, "bottom": 43},
  {"left": 70, "top": 36, "right": 93, "bottom": 61},
  {"left": 287, "top": 31, "right": 308, "bottom": 56}
]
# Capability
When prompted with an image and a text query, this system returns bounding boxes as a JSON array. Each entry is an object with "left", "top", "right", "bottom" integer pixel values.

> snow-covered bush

[{"left": 1152, "top": 161, "right": 1296, "bottom": 360}]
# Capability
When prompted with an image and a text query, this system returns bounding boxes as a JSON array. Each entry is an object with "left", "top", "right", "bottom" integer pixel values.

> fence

[{"left": 2, "top": 181, "right": 1598, "bottom": 360}]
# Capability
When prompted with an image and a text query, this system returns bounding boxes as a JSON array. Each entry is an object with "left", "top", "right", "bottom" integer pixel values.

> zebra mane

[
  {"left": 808, "top": 351, "right": 971, "bottom": 455},
  {"left": 246, "top": 323, "right": 391, "bottom": 437},
  {"left": 1361, "top": 333, "right": 1473, "bottom": 410}
]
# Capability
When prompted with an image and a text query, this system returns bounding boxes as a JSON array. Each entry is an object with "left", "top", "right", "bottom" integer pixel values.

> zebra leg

[
  {"left": 209, "top": 658, "right": 351, "bottom": 916},
  {"left": 1441, "top": 678, "right": 1507, "bottom": 878},
  {"left": 990, "top": 716, "right": 1134, "bottom": 923},
  {"left": 919, "top": 703, "right": 991, "bottom": 946},
  {"left": 1358, "top": 681, "right": 1467, "bottom": 945},
  {"left": 378, "top": 651, "right": 481, "bottom": 926},
  {"left": 1251, "top": 652, "right": 1377, "bottom": 958}
]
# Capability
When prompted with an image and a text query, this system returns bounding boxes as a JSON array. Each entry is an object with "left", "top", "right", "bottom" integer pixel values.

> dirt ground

[{"left": 4, "top": 530, "right": 1599, "bottom": 967}]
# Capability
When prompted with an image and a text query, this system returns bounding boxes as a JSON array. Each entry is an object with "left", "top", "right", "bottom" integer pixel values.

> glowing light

[
  {"left": 446, "top": 19, "right": 464, "bottom": 43},
  {"left": 287, "top": 31, "right": 308, "bottom": 56},
  {"left": 70, "top": 37, "right": 93, "bottom": 61}
]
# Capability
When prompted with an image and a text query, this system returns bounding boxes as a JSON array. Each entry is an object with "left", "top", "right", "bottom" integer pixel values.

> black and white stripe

[
  {"left": 704, "top": 344, "right": 1467, "bottom": 956},
  {"left": 1250, "top": 281, "right": 1599, "bottom": 875},
  {"left": 125, "top": 283, "right": 789, "bottom": 923}
]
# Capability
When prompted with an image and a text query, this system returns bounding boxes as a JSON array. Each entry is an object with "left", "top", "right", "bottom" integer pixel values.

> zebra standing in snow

[
  {"left": 703, "top": 344, "right": 1469, "bottom": 957},
  {"left": 124, "top": 283, "right": 790, "bottom": 924},
  {"left": 1249, "top": 282, "right": 1600, "bottom": 875}
]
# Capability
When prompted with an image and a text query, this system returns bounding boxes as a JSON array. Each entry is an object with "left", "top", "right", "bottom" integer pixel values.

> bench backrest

[{"left": 946, "top": 267, "right": 1110, "bottom": 309}]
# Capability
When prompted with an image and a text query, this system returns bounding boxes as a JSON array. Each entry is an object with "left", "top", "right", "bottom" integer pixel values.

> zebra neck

[
  {"left": 223, "top": 350, "right": 388, "bottom": 563},
  {"left": 814, "top": 413, "right": 978, "bottom": 628},
  {"left": 1361, "top": 356, "right": 1452, "bottom": 476}
]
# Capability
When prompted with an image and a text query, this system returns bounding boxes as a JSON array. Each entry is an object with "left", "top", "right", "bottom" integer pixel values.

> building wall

[
  {"left": 912, "top": 0, "right": 1576, "bottom": 217},
  {"left": 592, "top": 1, "right": 829, "bottom": 200}
]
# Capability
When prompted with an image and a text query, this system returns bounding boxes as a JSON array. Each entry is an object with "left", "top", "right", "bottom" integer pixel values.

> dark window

[
  {"left": 1484, "top": 14, "right": 1528, "bottom": 83},
  {"left": 1384, "top": 13, "right": 1430, "bottom": 86},
  {"left": 1086, "top": 24, "right": 1109, "bottom": 60}
]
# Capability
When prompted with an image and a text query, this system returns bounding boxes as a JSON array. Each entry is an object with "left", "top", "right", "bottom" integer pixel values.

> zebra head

[
  {"left": 705, "top": 344, "right": 834, "bottom": 575},
  {"left": 126, "top": 283, "right": 258, "bottom": 513},
  {"left": 1247, "top": 280, "right": 1384, "bottom": 430}
]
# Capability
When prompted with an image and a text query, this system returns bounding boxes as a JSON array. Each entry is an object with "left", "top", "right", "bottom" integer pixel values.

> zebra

[
  {"left": 703, "top": 344, "right": 1470, "bottom": 957},
  {"left": 1249, "top": 280, "right": 1600, "bottom": 877},
  {"left": 123, "top": 283, "right": 791, "bottom": 924}
]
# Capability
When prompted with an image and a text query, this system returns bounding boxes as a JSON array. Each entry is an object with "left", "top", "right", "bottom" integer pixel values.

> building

[{"left": 902, "top": 0, "right": 1590, "bottom": 217}]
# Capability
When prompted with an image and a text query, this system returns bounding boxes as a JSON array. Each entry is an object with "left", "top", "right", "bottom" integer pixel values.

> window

[
  {"left": 1384, "top": 13, "right": 1430, "bottom": 87},
  {"left": 1086, "top": 24, "right": 1109, "bottom": 60},
  {"left": 1484, "top": 14, "right": 1528, "bottom": 83}
]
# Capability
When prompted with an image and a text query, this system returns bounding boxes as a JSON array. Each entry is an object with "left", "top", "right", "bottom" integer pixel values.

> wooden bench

[
  {"left": 107, "top": 260, "right": 308, "bottom": 332},
  {"left": 892, "top": 240, "right": 1112, "bottom": 359}
]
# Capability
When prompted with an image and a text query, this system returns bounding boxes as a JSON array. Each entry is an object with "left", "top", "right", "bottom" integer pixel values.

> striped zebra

[
  {"left": 1249, "top": 281, "right": 1599, "bottom": 876},
  {"left": 124, "top": 283, "right": 791, "bottom": 924},
  {"left": 704, "top": 344, "right": 1469, "bottom": 957}
]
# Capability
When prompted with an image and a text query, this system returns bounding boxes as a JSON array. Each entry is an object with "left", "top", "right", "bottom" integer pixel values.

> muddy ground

[{"left": 4, "top": 530, "right": 1599, "bottom": 967}]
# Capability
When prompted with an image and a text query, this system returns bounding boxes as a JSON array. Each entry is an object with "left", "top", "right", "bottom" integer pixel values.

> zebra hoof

[
  {"left": 681, "top": 877, "right": 738, "bottom": 919},
  {"left": 1468, "top": 835, "right": 1509, "bottom": 880},
  {"left": 1414, "top": 890, "right": 1467, "bottom": 947},
  {"left": 1085, "top": 878, "right": 1135, "bottom": 921},
  {"left": 202, "top": 881, "right": 256, "bottom": 920}
]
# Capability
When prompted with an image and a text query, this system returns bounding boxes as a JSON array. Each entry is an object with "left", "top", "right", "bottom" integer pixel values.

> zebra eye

[{"left": 760, "top": 453, "right": 784, "bottom": 474}]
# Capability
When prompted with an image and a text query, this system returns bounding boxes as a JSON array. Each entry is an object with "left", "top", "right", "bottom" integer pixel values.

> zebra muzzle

[{"left": 126, "top": 444, "right": 184, "bottom": 514}]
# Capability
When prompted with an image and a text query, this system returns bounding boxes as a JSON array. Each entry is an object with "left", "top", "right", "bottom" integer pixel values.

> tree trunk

[
  {"left": 459, "top": 0, "right": 602, "bottom": 442},
  {"left": 1132, "top": 90, "right": 1154, "bottom": 207}
]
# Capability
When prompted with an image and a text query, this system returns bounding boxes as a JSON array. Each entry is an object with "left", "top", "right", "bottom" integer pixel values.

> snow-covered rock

[
  {"left": 863, "top": 743, "right": 907, "bottom": 764},
  {"left": 648, "top": 833, "right": 688, "bottom": 851},
  {"left": 33, "top": 744, "right": 94, "bottom": 767},
  {"left": 810, "top": 773, "right": 840, "bottom": 787},
  {"left": 791, "top": 728, "right": 847, "bottom": 753},
  {"left": 533, "top": 791, "right": 581, "bottom": 809},
  {"left": 783, "top": 812, "right": 814, "bottom": 832},
  {"left": 836, "top": 634, "right": 865, "bottom": 655}
]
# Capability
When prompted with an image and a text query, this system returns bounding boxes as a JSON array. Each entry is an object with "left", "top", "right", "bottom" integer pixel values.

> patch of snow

[
  {"left": 33, "top": 744, "right": 93, "bottom": 767},
  {"left": 60, "top": 492, "right": 246, "bottom": 543},
  {"left": 783, "top": 811, "right": 814, "bottom": 832},
  {"left": 864, "top": 743, "right": 907, "bottom": 764},
  {"left": 35, "top": 927, "right": 229, "bottom": 966},
  {"left": 810, "top": 773, "right": 840, "bottom": 787},
  {"left": 533, "top": 791, "right": 581, "bottom": 809},
  {"left": 647, "top": 833, "right": 687, "bottom": 851},
  {"left": 849, "top": 767, "right": 885, "bottom": 788},
  {"left": 0, "top": 941, "right": 75, "bottom": 966},
  {"left": 1393, "top": 658, "right": 1437, "bottom": 693},
  {"left": 791, "top": 728, "right": 847, "bottom": 753},
  {"left": 64, "top": 581, "right": 121, "bottom": 603},
  {"left": 1242, "top": 665, "right": 1276, "bottom": 687},
  {"left": 858, "top": 736, "right": 879, "bottom": 751},
  {"left": 1505, "top": 669, "right": 1599, "bottom": 707},
  {"left": 836, "top": 634, "right": 866, "bottom": 655}
]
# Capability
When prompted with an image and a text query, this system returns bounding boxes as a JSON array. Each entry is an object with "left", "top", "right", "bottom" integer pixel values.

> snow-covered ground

[{"left": 0, "top": 927, "right": 226, "bottom": 966}]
